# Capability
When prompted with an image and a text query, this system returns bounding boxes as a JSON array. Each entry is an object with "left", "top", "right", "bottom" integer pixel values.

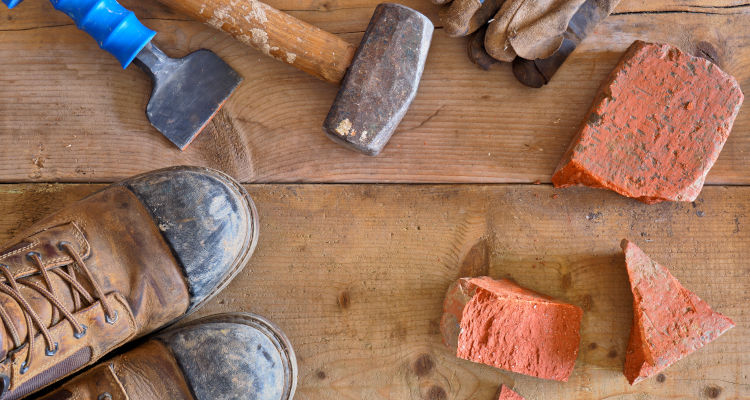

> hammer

[
  {"left": 154, "top": 0, "right": 434, "bottom": 156},
  {"left": 4, "top": 0, "right": 243, "bottom": 150}
]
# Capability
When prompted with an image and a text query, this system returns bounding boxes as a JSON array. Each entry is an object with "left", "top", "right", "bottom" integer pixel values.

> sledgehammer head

[{"left": 323, "top": 3, "right": 434, "bottom": 156}]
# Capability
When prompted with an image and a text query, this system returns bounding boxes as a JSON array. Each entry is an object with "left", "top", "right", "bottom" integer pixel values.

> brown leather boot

[
  {"left": 0, "top": 166, "right": 258, "bottom": 400},
  {"left": 37, "top": 313, "right": 297, "bottom": 400}
]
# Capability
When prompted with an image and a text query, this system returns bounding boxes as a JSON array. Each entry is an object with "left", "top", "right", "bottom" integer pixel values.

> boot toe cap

[
  {"left": 159, "top": 313, "right": 297, "bottom": 400},
  {"left": 124, "top": 166, "right": 258, "bottom": 311}
]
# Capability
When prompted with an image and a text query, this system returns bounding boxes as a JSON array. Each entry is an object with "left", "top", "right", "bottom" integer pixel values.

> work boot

[
  {"left": 0, "top": 166, "right": 258, "bottom": 399},
  {"left": 37, "top": 313, "right": 297, "bottom": 400}
]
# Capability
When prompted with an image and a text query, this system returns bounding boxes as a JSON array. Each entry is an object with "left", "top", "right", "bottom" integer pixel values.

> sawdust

[{"left": 286, "top": 53, "right": 297, "bottom": 63}]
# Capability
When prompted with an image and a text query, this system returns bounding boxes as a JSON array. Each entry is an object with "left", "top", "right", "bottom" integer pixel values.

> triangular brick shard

[
  {"left": 497, "top": 385, "right": 525, "bottom": 400},
  {"left": 552, "top": 40, "right": 744, "bottom": 204},
  {"left": 621, "top": 240, "right": 735, "bottom": 385},
  {"left": 440, "top": 276, "right": 583, "bottom": 382}
]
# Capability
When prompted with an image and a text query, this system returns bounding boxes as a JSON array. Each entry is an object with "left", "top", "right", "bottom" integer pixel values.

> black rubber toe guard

[
  {"left": 124, "top": 166, "right": 258, "bottom": 312},
  {"left": 158, "top": 313, "right": 297, "bottom": 400}
]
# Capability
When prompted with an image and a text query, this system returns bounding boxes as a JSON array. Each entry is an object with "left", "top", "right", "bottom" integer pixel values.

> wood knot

[
  {"left": 607, "top": 349, "right": 618, "bottom": 358},
  {"left": 319, "top": 1, "right": 334, "bottom": 11},
  {"left": 580, "top": 294, "right": 593, "bottom": 311},
  {"left": 458, "top": 237, "right": 492, "bottom": 278},
  {"left": 425, "top": 385, "right": 447, "bottom": 400},
  {"left": 337, "top": 291, "right": 351, "bottom": 309},
  {"left": 561, "top": 272, "right": 572, "bottom": 290},
  {"left": 704, "top": 385, "right": 722, "bottom": 398},
  {"left": 695, "top": 41, "right": 721, "bottom": 66},
  {"left": 413, "top": 354, "right": 434, "bottom": 377},
  {"left": 656, "top": 373, "right": 666, "bottom": 383},
  {"left": 428, "top": 319, "right": 441, "bottom": 335},
  {"left": 588, "top": 342, "right": 598, "bottom": 350},
  {"left": 316, "top": 370, "right": 326, "bottom": 380}
]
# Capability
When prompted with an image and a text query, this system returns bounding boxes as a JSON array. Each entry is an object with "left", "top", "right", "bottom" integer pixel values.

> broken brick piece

[
  {"left": 621, "top": 240, "right": 735, "bottom": 385},
  {"left": 496, "top": 385, "right": 525, "bottom": 400},
  {"left": 552, "top": 40, "right": 744, "bottom": 204},
  {"left": 440, "top": 276, "right": 583, "bottom": 381}
]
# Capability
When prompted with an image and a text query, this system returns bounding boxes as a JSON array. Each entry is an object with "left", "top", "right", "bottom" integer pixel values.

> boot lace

[{"left": 0, "top": 242, "right": 117, "bottom": 374}]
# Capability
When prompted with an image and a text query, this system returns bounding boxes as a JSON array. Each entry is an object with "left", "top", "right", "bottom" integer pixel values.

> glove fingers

[
  {"left": 465, "top": 0, "right": 507, "bottom": 36},
  {"left": 507, "top": 0, "right": 585, "bottom": 60},
  {"left": 512, "top": 0, "right": 621, "bottom": 87},
  {"left": 512, "top": 32, "right": 566, "bottom": 61},
  {"left": 441, "top": 0, "right": 483, "bottom": 36},
  {"left": 513, "top": 38, "right": 577, "bottom": 87},
  {"left": 485, "top": 0, "right": 525, "bottom": 61},
  {"left": 467, "top": 25, "right": 502, "bottom": 70}
]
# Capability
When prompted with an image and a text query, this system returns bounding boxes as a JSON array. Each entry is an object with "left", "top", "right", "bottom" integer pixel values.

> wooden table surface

[{"left": 1, "top": 0, "right": 748, "bottom": 399}]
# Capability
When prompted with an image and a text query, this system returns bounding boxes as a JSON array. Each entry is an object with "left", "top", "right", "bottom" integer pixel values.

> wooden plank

[
  {"left": 3, "top": 1, "right": 745, "bottom": 32},
  {"left": 0, "top": 1, "right": 748, "bottom": 184},
  {"left": 0, "top": 183, "right": 747, "bottom": 399}
]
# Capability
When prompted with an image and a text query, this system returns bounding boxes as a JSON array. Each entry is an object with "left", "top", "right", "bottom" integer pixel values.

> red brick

[
  {"left": 621, "top": 240, "right": 735, "bottom": 384},
  {"left": 496, "top": 385, "right": 525, "bottom": 400},
  {"left": 440, "top": 276, "right": 583, "bottom": 381},
  {"left": 552, "top": 41, "right": 743, "bottom": 204}
]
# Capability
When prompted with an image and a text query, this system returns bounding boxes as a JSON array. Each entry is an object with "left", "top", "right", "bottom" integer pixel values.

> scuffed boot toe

[
  {"left": 158, "top": 313, "right": 297, "bottom": 400},
  {"left": 124, "top": 166, "right": 259, "bottom": 312}
]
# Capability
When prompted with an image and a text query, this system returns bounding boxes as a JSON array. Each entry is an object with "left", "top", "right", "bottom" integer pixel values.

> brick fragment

[
  {"left": 440, "top": 276, "right": 583, "bottom": 381},
  {"left": 621, "top": 240, "right": 735, "bottom": 384},
  {"left": 552, "top": 40, "right": 744, "bottom": 204},
  {"left": 496, "top": 385, "right": 525, "bottom": 400}
]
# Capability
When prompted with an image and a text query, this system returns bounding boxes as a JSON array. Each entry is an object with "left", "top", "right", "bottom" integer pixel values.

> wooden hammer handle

[{"left": 155, "top": 0, "right": 357, "bottom": 84}]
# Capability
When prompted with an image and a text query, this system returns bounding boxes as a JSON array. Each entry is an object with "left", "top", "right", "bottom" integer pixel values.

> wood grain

[
  {"left": 0, "top": 183, "right": 747, "bottom": 399},
  {"left": 0, "top": 1, "right": 748, "bottom": 183},
  {"left": 2, "top": 2, "right": 748, "bottom": 400}
]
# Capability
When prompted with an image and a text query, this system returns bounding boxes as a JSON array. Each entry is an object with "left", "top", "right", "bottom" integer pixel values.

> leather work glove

[
  {"left": 436, "top": 0, "right": 620, "bottom": 86},
  {"left": 433, "top": 0, "right": 506, "bottom": 37},
  {"left": 483, "top": 0, "right": 587, "bottom": 62},
  {"left": 512, "top": 0, "right": 620, "bottom": 87}
]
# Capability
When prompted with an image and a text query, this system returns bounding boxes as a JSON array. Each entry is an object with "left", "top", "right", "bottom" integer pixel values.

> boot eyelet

[
  {"left": 25, "top": 251, "right": 41, "bottom": 262},
  {"left": 105, "top": 311, "right": 119, "bottom": 325},
  {"left": 74, "top": 325, "right": 88, "bottom": 339},
  {"left": 19, "top": 362, "right": 28, "bottom": 375},
  {"left": 0, "top": 374, "right": 8, "bottom": 396},
  {"left": 57, "top": 241, "right": 72, "bottom": 251},
  {"left": 45, "top": 342, "right": 59, "bottom": 356}
]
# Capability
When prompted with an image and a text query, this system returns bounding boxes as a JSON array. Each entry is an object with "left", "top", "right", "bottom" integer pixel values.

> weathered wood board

[
  {"left": 2, "top": 0, "right": 749, "bottom": 399},
  {"left": 0, "top": 0, "right": 748, "bottom": 183},
  {"left": 0, "top": 183, "right": 746, "bottom": 399}
]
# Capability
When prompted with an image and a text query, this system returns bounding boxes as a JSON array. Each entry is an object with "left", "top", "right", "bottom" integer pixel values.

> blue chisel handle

[{"left": 3, "top": 0, "right": 156, "bottom": 68}]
